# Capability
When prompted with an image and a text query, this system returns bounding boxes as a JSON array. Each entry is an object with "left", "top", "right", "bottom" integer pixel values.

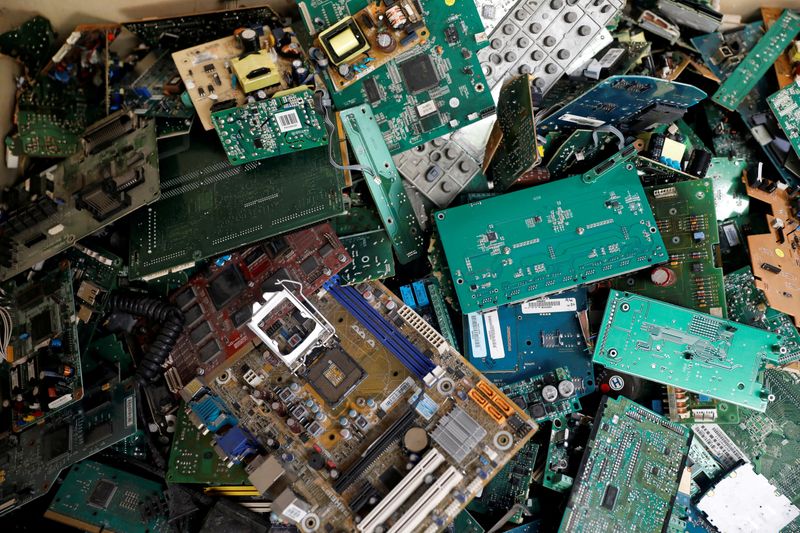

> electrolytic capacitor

[
  {"left": 238, "top": 28, "right": 260, "bottom": 54},
  {"left": 651, "top": 266, "right": 677, "bottom": 287}
]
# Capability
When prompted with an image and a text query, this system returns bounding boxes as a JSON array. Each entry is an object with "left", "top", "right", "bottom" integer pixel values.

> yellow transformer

[{"left": 232, "top": 50, "right": 282, "bottom": 93}]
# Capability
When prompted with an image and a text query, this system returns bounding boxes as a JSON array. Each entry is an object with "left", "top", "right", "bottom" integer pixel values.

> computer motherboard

[{"left": 4, "top": 2, "right": 800, "bottom": 533}]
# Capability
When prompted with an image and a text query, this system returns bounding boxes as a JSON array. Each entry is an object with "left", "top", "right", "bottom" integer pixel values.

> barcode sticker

[
  {"left": 467, "top": 313, "right": 487, "bottom": 359},
  {"left": 275, "top": 109, "right": 302, "bottom": 132},
  {"left": 521, "top": 297, "right": 578, "bottom": 314},
  {"left": 598, "top": 47, "right": 624, "bottom": 68},
  {"left": 484, "top": 310, "right": 505, "bottom": 359}
]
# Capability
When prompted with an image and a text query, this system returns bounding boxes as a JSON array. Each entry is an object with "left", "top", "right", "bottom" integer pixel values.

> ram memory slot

[
  {"left": 333, "top": 406, "right": 418, "bottom": 493},
  {"left": 324, "top": 277, "right": 436, "bottom": 380}
]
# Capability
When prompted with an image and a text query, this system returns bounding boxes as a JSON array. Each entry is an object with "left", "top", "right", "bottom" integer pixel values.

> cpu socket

[{"left": 305, "top": 347, "right": 366, "bottom": 407}]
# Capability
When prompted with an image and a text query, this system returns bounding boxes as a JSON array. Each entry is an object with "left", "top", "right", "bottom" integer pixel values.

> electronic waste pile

[{"left": 2, "top": 1, "right": 800, "bottom": 531}]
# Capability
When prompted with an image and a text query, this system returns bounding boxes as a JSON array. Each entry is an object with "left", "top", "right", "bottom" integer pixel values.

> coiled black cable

[{"left": 108, "top": 293, "right": 185, "bottom": 383}]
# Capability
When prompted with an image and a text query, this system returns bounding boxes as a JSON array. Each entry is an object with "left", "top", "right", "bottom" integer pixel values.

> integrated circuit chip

[
  {"left": 88, "top": 479, "right": 118, "bottom": 509},
  {"left": 208, "top": 265, "right": 246, "bottom": 309},
  {"left": 400, "top": 54, "right": 439, "bottom": 94},
  {"left": 306, "top": 347, "right": 366, "bottom": 407}
]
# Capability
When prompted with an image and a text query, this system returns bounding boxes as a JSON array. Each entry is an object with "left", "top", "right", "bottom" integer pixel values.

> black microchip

[
  {"left": 400, "top": 54, "right": 439, "bottom": 94},
  {"left": 300, "top": 256, "right": 318, "bottom": 275},
  {"left": 30, "top": 309, "right": 53, "bottom": 343},
  {"left": 244, "top": 248, "right": 265, "bottom": 267},
  {"left": 264, "top": 237, "right": 289, "bottom": 259},
  {"left": 231, "top": 306, "right": 252, "bottom": 328},
  {"left": 203, "top": 64, "right": 215, "bottom": 72},
  {"left": 379, "top": 466, "right": 403, "bottom": 491},
  {"left": 319, "top": 242, "right": 334, "bottom": 256},
  {"left": 601, "top": 484, "right": 618, "bottom": 510},
  {"left": 651, "top": 466, "right": 660, "bottom": 476},
  {"left": 190, "top": 321, "right": 212, "bottom": 344},
  {"left": 445, "top": 24, "right": 458, "bottom": 44},
  {"left": 183, "top": 304, "right": 203, "bottom": 325},
  {"left": 208, "top": 265, "right": 246, "bottom": 310},
  {"left": 42, "top": 424, "right": 71, "bottom": 460},
  {"left": 198, "top": 339, "right": 220, "bottom": 363},
  {"left": 364, "top": 78, "right": 381, "bottom": 104},
  {"left": 254, "top": 138, "right": 263, "bottom": 149},
  {"left": 262, "top": 268, "right": 292, "bottom": 292},
  {"left": 88, "top": 479, "right": 117, "bottom": 508},
  {"left": 174, "top": 289, "right": 195, "bottom": 308}
]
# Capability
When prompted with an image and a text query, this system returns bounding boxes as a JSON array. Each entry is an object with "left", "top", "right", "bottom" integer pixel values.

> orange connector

[
  {"left": 476, "top": 380, "right": 497, "bottom": 400},
  {"left": 468, "top": 388, "right": 488, "bottom": 408},
  {"left": 478, "top": 380, "right": 515, "bottom": 416},
  {"left": 485, "top": 403, "right": 506, "bottom": 424},
  {"left": 468, "top": 387, "right": 506, "bottom": 424}
]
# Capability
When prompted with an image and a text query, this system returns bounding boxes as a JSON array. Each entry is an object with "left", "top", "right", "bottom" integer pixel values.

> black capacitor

[
  {"left": 239, "top": 28, "right": 260, "bottom": 54},
  {"left": 685, "top": 149, "right": 712, "bottom": 178}
]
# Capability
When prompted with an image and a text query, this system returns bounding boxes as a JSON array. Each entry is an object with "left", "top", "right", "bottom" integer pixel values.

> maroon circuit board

[{"left": 165, "top": 223, "right": 351, "bottom": 388}]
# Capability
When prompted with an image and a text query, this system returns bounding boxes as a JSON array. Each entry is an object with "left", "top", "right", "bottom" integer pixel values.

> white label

[
  {"left": 125, "top": 395, "right": 135, "bottom": 427},
  {"left": 468, "top": 313, "right": 487, "bottom": 358},
  {"left": 380, "top": 376, "right": 415, "bottom": 412},
  {"left": 282, "top": 503, "right": 308, "bottom": 522},
  {"left": 598, "top": 47, "right": 624, "bottom": 68},
  {"left": 484, "top": 310, "right": 505, "bottom": 359},
  {"left": 521, "top": 297, "right": 578, "bottom": 314},
  {"left": 275, "top": 109, "right": 302, "bottom": 132},
  {"left": 416, "top": 100, "right": 437, "bottom": 117},
  {"left": 48, "top": 394, "right": 73, "bottom": 410},
  {"left": 559, "top": 113, "right": 605, "bottom": 127}
]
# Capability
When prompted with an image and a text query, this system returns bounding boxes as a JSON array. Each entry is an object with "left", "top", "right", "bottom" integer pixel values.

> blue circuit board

[
  {"left": 463, "top": 289, "right": 594, "bottom": 393},
  {"left": 538, "top": 76, "right": 707, "bottom": 134}
]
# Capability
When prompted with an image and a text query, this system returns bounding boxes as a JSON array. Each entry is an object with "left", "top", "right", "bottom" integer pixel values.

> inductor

[{"left": 385, "top": 5, "right": 408, "bottom": 29}]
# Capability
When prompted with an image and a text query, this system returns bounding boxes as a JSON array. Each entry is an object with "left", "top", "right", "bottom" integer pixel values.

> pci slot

[
  {"left": 397, "top": 304, "right": 448, "bottom": 355},
  {"left": 324, "top": 277, "right": 437, "bottom": 381},
  {"left": 387, "top": 465, "right": 464, "bottom": 533},
  {"left": 356, "top": 448, "right": 446, "bottom": 533},
  {"left": 333, "top": 407, "right": 417, "bottom": 493}
]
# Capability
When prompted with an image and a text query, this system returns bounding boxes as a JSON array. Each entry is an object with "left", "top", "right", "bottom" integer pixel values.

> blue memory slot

[
  {"left": 324, "top": 278, "right": 435, "bottom": 379},
  {"left": 412, "top": 281, "right": 429, "bottom": 308}
]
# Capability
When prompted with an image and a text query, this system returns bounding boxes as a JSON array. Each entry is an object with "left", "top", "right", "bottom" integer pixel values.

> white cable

[{"left": 0, "top": 306, "right": 11, "bottom": 361}]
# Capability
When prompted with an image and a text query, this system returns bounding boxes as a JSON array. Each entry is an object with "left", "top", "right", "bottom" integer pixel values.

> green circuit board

[
  {"left": 613, "top": 179, "right": 726, "bottom": 317},
  {"left": 10, "top": 77, "right": 88, "bottom": 158},
  {"left": 559, "top": 395, "right": 692, "bottom": 533},
  {"left": 594, "top": 290, "right": 783, "bottom": 412},
  {"left": 435, "top": 147, "right": 668, "bottom": 313},
  {"left": 166, "top": 406, "right": 248, "bottom": 485},
  {"left": 0, "top": 16, "right": 55, "bottom": 73},
  {"left": 768, "top": 81, "right": 800, "bottom": 159},
  {"left": 211, "top": 88, "right": 327, "bottom": 165},
  {"left": 724, "top": 267, "right": 800, "bottom": 365},
  {"left": 711, "top": 9, "right": 800, "bottom": 111},
  {"left": 720, "top": 369, "right": 800, "bottom": 510},
  {"left": 46, "top": 460, "right": 167, "bottom": 533},
  {"left": 3, "top": 268, "right": 82, "bottom": 432},
  {"left": 340, "top": 105, "right": 425, "bottom": 264},
  {"left": 489, "top": 74, "right": 540, "bottom": 191},
  {"left": 127, "top": 129, "right": 346, "bottom": 280},
  {"left": 298, "top": 0, "right": 495, "bottom": 154},
  {"left": 339, "top": 230, "right": 396, "bottom": 283},
  {"left": 1, "top": 114, "right": 160, "bottom": 282},
  {"left": 0, "top": 378, "right": 137, "bottom": 516},
  {"left": 467, "top": 441, "right": 539, "bottom": 524},
  {"left": 500, "top": 367, "right": 583, "bottom": 424}
]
